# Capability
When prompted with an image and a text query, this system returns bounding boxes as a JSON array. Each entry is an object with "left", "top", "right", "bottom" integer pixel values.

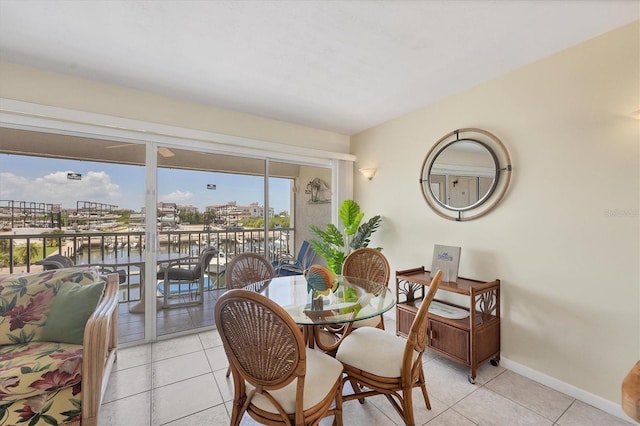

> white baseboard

[{"left": 500, "top": 356, "right": 638, "bottom": 425}]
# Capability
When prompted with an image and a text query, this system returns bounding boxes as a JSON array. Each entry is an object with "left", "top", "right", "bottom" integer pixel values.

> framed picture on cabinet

[{"left": 431, "top": 244, "right": 461, "bottom": 282}]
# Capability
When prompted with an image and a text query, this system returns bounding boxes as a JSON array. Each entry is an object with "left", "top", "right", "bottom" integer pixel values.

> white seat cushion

[
  {"left": 247, "top": 348, "right": 343, "bottom": 414},
  {"left": 336, "top": 327, "right": 416, "bottom": 378},
  {"left": 351, "top": 315, "right": 382, "bottom": 329}
]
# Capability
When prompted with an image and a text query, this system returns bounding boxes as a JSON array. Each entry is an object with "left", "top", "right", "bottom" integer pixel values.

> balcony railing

[{"left": 0, "top": 227, "right": 295, "bottom": 303}]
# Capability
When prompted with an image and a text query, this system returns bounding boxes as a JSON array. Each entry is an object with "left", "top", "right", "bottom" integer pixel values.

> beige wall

[
  {"left": 0, "top": 62, "right": 350, "bottom": 153},
  {"left": 352, "top": 21, "right": 639, "bottom": 405}
]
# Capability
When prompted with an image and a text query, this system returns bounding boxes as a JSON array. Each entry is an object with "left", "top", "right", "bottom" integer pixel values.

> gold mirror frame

[{"left": 420, "top": 128, "right": 513, "bottom": 221}]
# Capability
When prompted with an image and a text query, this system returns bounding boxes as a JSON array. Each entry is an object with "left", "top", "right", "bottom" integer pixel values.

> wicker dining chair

[
  {"left": 225, "top": 252, "right": 275, "bottom": 290},
  {"left": 215, "top": 289, "right": 344, "bottom": 426},
  {"left": 342, "top": 247, "right": 391, "bottom": 330},
  {"left": 335, "top": 270, "right": 443, "bottom": 426},
  {"left": 223, "top": 252, "right": 275, "bottom": 377},
  {"left": 308, "top": 248, "right": 391, "bottom": 356}
]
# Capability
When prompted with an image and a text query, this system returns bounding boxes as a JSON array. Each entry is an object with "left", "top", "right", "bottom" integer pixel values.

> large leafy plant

[{"left": 309, "top": 199, "right": 382, "bottom": 274}]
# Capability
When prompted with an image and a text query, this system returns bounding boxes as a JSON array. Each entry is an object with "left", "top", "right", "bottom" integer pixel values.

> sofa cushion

[
  {"left": 0, "top": 268, "right": 100, "bottom": 346},
  {"left": 0, "top": 382, "right": 82, "bottom": 426},
  {"left": 41, "top": 281, "right": 105, "bottom": 344},
  {"left": 0, "top": 341, "right": 83, "bottom": 404}
]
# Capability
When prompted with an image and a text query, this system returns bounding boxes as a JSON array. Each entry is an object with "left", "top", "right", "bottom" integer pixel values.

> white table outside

[{"left": 86, "top": 253, "right": 190, "bottom": 313}]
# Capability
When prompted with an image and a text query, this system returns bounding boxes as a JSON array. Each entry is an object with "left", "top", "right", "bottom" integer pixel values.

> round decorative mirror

[{"left": 420, "top": 128, "right": 512, "bottom": 221}]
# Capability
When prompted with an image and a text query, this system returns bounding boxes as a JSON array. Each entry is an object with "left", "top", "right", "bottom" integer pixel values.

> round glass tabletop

[{"left": 249, "top": 274, "right": 396, "bottom": 326}]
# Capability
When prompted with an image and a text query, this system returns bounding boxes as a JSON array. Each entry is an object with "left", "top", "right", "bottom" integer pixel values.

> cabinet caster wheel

[
  {"left": 468, "top": 375, "right": 476, "bottom": 384},
  {"left": 490, "top": 359, "right": 499, "bottom": 367}
]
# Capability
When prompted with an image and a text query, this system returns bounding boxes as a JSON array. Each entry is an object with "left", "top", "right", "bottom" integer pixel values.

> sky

[{"left": 0, "top": 154, "right": 291, "bottom": 214}]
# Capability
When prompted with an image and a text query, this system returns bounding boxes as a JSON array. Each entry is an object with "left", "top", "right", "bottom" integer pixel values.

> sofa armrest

[{"left": 81, "top": 272, "right": 119, "bottom": 426}]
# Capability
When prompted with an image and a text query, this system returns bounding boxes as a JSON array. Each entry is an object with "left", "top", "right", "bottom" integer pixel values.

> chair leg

[
  {"left": 418, "top": 368, "right": 431, "bottom": 410},
  {"left": 402, "top": 385, "right": 415, "bottom": 426},
  {"left": 226, "top": 366, "right": 231, "bottom": 378},
  {"left": 347, "top": 378, "right": 365, "bottom": 404},
  {"left": 378, "top": 314, "right": 385, "bottom": 330},
  {"left": 333, "top": 380, "right": 344, "bottom": 426},
  {"left": 230, "top": 398, "right": 244, "bottom": 426}
]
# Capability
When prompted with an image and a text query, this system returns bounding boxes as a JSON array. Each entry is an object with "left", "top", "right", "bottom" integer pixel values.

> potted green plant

[{"left": 308, "top": 199, "right": 382, "bottom": 274}]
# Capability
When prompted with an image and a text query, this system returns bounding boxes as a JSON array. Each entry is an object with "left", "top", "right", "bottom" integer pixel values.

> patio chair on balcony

[
  {"left": 36, "top": 254, "right": 75, "bottom": 270},
  {"left": 36, "top": 253, "right": 127, "bottom": 284},
  {"left": 156, "top": 247, "right": 219, "bottom": 308},
  {"left": 271, "top": 240, "right": 316, "bottom": 277}
]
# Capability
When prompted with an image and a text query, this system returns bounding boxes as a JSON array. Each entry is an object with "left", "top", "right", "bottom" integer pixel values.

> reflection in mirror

[
  {"left": 419, "top": 128, "right": 512, "bottom": 221},
  {"left": 428, "top": 139, "right": 497, "bottom": 211}
]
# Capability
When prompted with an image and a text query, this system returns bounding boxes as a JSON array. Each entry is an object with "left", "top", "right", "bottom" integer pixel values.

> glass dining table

[{"left": 244, "top": 274, "right": 396, "bottom": 353}]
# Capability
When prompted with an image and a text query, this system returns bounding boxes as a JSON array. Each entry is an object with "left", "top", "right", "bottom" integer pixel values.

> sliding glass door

[
  {"left": 0, "top": 125, "right": 342, "bottom": 344},
  {"left": 155, "top": 147, "right": 270, "bottom": 337}
]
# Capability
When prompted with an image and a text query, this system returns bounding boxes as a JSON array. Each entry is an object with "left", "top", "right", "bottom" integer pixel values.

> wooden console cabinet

[{"left": 396, "top": 266, "right": 500, "bottom": 383}]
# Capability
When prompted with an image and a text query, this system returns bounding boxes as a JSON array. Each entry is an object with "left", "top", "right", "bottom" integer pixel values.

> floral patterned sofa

[{"left": 0, "top": 267, "right": 118, "bottom": 426}]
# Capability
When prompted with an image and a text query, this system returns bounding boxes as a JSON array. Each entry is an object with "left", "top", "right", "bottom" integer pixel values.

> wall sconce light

[{"left": 358, "top": 168, "right": 377, "bottom": 180}]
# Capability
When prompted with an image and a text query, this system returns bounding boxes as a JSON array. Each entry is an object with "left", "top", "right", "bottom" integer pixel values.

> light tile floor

[{"left": 100, "top": 319, "right": 633, "bottom": 426}]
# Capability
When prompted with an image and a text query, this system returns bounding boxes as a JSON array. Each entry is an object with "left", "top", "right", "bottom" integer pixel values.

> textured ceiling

[{"left": 0, "top": 0, "right": 638, "bottom": 135}]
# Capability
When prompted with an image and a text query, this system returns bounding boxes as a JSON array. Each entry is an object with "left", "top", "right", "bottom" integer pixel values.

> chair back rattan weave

[
  {"left": 340, "top": 248, "right": 391, "bottom": 332},
  {"left": 342, "top": 248, "right": 390, "bottom": 287},
  {"left": 216, "top": 289, "right": 304, "bottom": 388},
  {"left": 226, "top": 252, "right": 275, "bottom": 290}
]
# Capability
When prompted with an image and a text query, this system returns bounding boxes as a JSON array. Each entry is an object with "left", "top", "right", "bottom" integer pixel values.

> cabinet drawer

[
  {"left": 396, "top": 304, "right": 416, "bottom": 338},
  {"left": 428, "top": 320, "right": 469, "bottom": 364}
]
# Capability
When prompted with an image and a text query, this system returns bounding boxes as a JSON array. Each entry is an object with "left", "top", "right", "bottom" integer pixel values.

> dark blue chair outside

[{"left": 271, "top": 240, "right": 316, "bottom": 277}]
